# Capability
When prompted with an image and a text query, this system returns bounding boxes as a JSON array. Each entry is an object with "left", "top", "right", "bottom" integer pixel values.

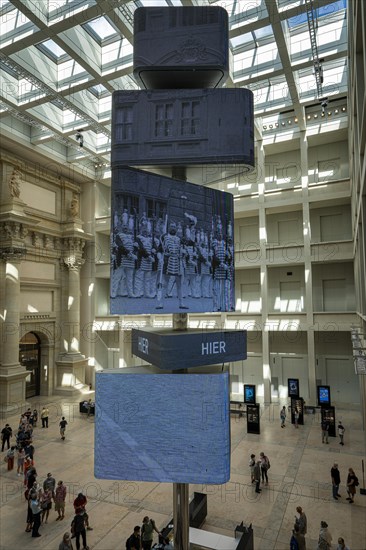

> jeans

[
  {"left": 75, "top": 528, "right": 87, "bottom": 550},
  {"left": 261, "top": 467, "right": 268, "bottom": 483},
  {"left": 332, "top": 484, "right": 339, "bottom": 498},
  {"left": 32, "top": 512, "right": 41, "bottom": 537},
  {"left": 255, "top": 479, "right": 261, "bottom": 493}
]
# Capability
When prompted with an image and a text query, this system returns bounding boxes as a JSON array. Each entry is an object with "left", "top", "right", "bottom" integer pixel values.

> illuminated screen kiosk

[
  {"left": 288, "top": 378, "right": 299, "bottom": 398},
  {"left": 317, "top": 385, "right": 331, "bottom": 406},
  {"left": 244, "top": 384, "right": 256, "bottom": 404}
]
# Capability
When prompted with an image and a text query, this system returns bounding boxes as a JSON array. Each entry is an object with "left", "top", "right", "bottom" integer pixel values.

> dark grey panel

[
  {"left": 111, "top": 89, "right": 254, "bottom": 171},
  {"left": 131, "top": 329, "right": 247, "bottom": 369},
  {"left": 133, "top": 7, "right": 229, "bottom": 89}
]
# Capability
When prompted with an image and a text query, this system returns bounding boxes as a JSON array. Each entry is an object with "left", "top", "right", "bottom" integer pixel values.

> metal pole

[{"left": 172, "top": 166, "right": 190, "bottom": 550}]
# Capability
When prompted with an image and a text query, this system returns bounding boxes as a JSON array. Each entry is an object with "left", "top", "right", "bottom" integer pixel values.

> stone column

[
  {"left": 0, "top": 248, "right": 28, "bottom": 416},
  {"left": 55, "top": 238, "right": 88, "bottom": 395}
]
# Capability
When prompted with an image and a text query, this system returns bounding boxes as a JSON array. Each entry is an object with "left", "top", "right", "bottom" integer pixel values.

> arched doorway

[{"left": 19, "top": 332, "right": 41, "bottom": 398}]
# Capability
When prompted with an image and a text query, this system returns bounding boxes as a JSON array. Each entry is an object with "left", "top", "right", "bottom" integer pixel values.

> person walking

[
  {"left": 71, "top": 512, "right": 89, "bottom": 550},
  {"left": 141, "top": 516, "right": 161, "bottom": 550},
  {"left": 321, "top": 420, "right": 329, "bottom": 444},
  {"left": 253, "top": 460, "right": 261, "bottom": 494},
  {"left": 331, "top": 463, "right": 341, "bottom": 500},
  {"left": 280, "top": 406, "right": 287, "bottom": 428},
  {"left": 317, "top": 521, "right": 332, "bottom": 550},
  {"left": 249, "top": 454, "right": 256, "bottom": 483},
  {"left": 294, "top": 506, "right": 307, "bottom": 536},
  {"left": 41, "top": 406, "right": 49, "bottom": 428},
  {"left": 1, "top": 423, "right": 13, "bottom": 451},
  {"left": 60, "top": 417, "right": 68, "bottom": 440},
  {"left": 294, "top": 408, "right": 299, "bottom": 429},
  {"left": 338, "top": 422, "right": 345, "bottom": 446},
  {"left": 259, "top": 452, "right": 270, "bottom": 485},
  {"left": 59, "top": 532, "right": 74, "bottom": 550},
  {"left": 30, "top": 492, "right": 42, "bottom": 537},
  {"left": 346, "top": 467, "right": 358, "bottom": 504},
  {"left": 55, "top": 480, "right": 67, "bottom": 520}
]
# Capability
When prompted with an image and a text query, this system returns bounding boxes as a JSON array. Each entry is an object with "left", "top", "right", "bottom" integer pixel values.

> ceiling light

[
  {"left": 275, "top": 123, "right": 279, "bottom": 127},
  {"left": 294, "top": 117, "right": 298, "bottom": 122},
  {"left": 321, "top": 112, "right": 325, "bottom": 117},
  {"left": 281, "top": 122, "right": 286, "bottom": 126},
  {"left": 288, "top": 120, "right": 292, "bottom": 124},
  {"left": 328, "top": 111, "right": 332, "bottom": 116},
  {"left": 314, "top": 114, "right": 318, "bottom": 119},
  {"left": 263, "top": 125, "right": 267, "bottom": 130},
  {"left": 307, "top": 115, "right": 311, "bottom": 120},
  {"left": 341, "top": 106, "right": 346, "bottom": 112},
  {"left": 334, "top": 109, "right": 339, "bottom": 114},
  {"left": 269, "top": 124, "right": 273, "bottom": 129}
]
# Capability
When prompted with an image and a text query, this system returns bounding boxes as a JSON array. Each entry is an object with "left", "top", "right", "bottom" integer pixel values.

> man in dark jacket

[
  {"left": 1, "top": 424, "right": 12, "bottom": 451},
  {"left": 71, "top": 512, "right": 89, "bottom": 550},
  {"left": 126, "top": 525, "right": 141, "bottom": 550},
  {"left": 331, "top": 463, "right": 341, "bottom": 500}
]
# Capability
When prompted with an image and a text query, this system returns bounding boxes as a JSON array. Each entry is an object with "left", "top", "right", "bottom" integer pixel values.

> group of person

[
  {"left": 331, "top": 463, "right": 359, "bottom": 504},
  {"left": 290, "top": 507, "right": 351, "bottom": 550},
  {"left": 248, "top": 451, "right": 271, "bottom": 493},
  {"left": 111, "top": 210, "right": 234, "bottom": 311},
  {"left": 126, "top": 516, "right": 174, "bottom": 550}
]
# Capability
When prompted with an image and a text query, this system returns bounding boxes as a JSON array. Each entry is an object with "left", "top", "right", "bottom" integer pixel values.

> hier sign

[{"left": 131, "top": 329, "right": 246, "bottom": 370}]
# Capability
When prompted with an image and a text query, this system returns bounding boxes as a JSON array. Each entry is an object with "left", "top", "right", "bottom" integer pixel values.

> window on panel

[
  {"left": 115, "top": 106, "right": 133, "bottom": 140},
  {"left": 155, "top": 103, "right": 173, "bottom": 137},
  {"left": 181, "top": 100, "right": 200, "bottom": 136}
]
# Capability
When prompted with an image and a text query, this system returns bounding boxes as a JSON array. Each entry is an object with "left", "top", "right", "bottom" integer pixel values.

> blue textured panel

[{"left": 95, "top": 371, "right": 230, "bottom": 484}]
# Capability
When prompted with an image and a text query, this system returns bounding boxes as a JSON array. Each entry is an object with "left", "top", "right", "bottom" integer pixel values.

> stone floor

[{"left": 1, "top": 395, "right": 365, "bottom": 550}]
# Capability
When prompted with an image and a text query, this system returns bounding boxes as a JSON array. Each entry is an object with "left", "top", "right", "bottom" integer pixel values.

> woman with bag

[
  {"left": 346, "top": 467, "right": 358, "bottom": 504},
  {"left": 41, "top": 487, "right": 53, "bottom": 524},
  {"left": 259, "top": 452, "right": 270, "bottom": 485},
  {"left": 6, "top": 446, "right": 16, "bottom": 471}
]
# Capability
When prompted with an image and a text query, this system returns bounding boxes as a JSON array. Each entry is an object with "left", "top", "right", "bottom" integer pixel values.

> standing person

[
  {"left": 40, "top": 486, "right": 53, "bottom": 524},
  {"left": 6, "top": 446, "right": 16, "bottom": 471},
  {"left": 259, "top": 451, "right": 270, "bottom": 485},
  {"left": 290, "top": 524, "right": 306, "bottom": 550},
  {"left": 338, "top": 422, "right": 345, "bottom": 446},
  {"left": 1, "top": 423, "right": 13, "bottom": 451},
  {"left": 59, "top": 532, "right": 74, "bottom": 550},
  {"left": 317, "top": 521, "right": 332, "bottom": 550},
  {"left": 280, "top": 406, "right": 287, "bottom": 428},
  {"left": 346, "top": 467, "right": 358, "bottom": 504},
  {"left": 25, "top": 489, "right": 34, "bottom": 533},
  {"left": 55, "top": 480, "right": 67, "bottom": 520},
  {"left": 321, "top": 419, "right": 329, "bottom": 444},
  {"left": 294, "top": 506, "right": 307, "bottom": 536},
  {"left": 17, "top": 445, "right": 26, "bottom": 476},
  {"left": 331, "top": 463, "right": 341, "bottom": 500},
  {"left": 73, "top": 492, "right": 93, "bottom": 530},
  {"left": 41, "top": 406, "right": 49, "bottom": 428},
  {"left": 337, "top": 537, "right": 350, "bottom": 550},
  {"left": 294, "top": 408, "right": 299, "bottom": 429},
  {"left": 59, "top": 417, "right": 68, "bottom": 440},
  {"left": 32, "top": 409, "right": 38, "bottom": 427},
  {"left": 249, "top": 454, "right": 256, "bottom": 483},
  {"left": 253, "top": 460, "right": 261, "bottom": 494},
  {"left": 30, "top": 492, "right": 42, "bottom": 537},
  {"left": 141, "top": 516, "right": 161, "bottom": 550},
  {"left": 71, "top": 512, "right": 88, "bottom": 550},
  {"left": 43, "top": 472, "right": 56, "bottom": 497},
  {"left": 126, "top": 525, "right": 141, "bottom": 550}
]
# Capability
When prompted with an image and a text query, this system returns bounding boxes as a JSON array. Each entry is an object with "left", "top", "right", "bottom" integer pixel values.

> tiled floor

[{"left": 1, "top": 396, "right": 365, "bottom": 550}]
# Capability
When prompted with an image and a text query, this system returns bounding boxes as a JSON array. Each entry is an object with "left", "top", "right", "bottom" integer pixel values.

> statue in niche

[
  {"left": 8, "top": 167, "right": 21, "bottom": 198},
  {"left": 70, "top": 194, "right": 79, "bottom": 218}
]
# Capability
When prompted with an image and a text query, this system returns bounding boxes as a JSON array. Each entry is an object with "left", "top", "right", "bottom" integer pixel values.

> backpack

[
  {"left": 265, "top": 457, "right": 271, "bottom": 469},
  {"left": 290, "top": 534, "right": 299, "bottom": 550}
]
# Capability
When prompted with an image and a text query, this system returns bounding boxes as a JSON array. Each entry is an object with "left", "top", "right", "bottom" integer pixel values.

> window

[
  {"left": 181, "top": 101, "right": 200, "bottom": 136},
  {"left": 155, "top": 103, "right": 173, "bottom": 137},
  {"left": 146, "top": 199, "right": 167, "bottom": 220},
  {"left": 115, "top": 107, "right": 133, "bottom": 141}
]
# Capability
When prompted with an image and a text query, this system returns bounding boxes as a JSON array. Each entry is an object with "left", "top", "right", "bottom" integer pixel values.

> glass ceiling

[{"left": 0, "top": 0, "right": 348, "bottom": 173}]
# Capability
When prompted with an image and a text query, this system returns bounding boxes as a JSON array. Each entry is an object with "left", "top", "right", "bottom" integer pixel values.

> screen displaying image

[
  {"left": 288, "top": 378, "right": 299, "bottom": 397},
  {"left": 244, "top": 384, "right": 256, "bottom": 404},
  {"left": 318, "top": 385, "right": 331, "bottom": 405},
  {"left": 110, "top": 167, "right": 235, "bottom": 315}
]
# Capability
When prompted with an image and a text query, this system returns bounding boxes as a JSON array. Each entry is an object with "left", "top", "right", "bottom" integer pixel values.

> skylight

[
  {"left": 287, "top": 0, "right": 347, "bottom": 28},
  {"left": 84, "top": 16, "right": 117, "bottom": 41},
  {"left": 38, "top": 39, "right": 69, "bottom": 61}
]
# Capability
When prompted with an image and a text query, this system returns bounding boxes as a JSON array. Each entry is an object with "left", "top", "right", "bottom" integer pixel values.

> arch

[{"left": 19, "top": 331, "right": 50, "bottom": 398}]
